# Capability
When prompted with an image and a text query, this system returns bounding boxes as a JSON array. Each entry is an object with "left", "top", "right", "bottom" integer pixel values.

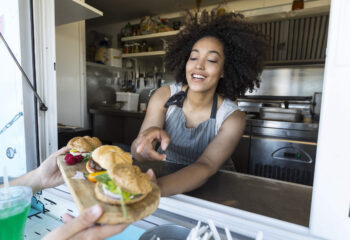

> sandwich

[
  {"left": 87, "top": 145, "right": 132, "bottom": 173},
  {"left": 91, "top": 145, "right": 152, "bottom": 216},
  {"left": 65, "top": 136, "right": 102, "bottom": 166}
]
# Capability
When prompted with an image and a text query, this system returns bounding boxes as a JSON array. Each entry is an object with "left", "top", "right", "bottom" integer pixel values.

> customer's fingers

[
  {"left": 70, "top": 223, "right": 128, "bottom": 240},
  {"left": 46, "top": 205, "right": 103, "bottom": 239},
  {"left": 56, "top": 146, "right": 70, "bottom": 156},
  {"left": 62, "top": 213, "right": 74, "bottom": 223}
]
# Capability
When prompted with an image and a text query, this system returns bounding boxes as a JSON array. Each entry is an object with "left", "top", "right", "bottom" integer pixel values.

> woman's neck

[{"left": 186, "top": 88, "right": 216, "bottom": 110}]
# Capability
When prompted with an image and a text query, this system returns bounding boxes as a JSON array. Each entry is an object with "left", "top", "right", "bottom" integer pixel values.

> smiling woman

[{"left": 131, "top": 12, "right": 268, "bottom": 197}]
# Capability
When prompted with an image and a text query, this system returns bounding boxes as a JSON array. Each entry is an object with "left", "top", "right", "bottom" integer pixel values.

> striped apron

[{"left": 158, "top": 88, "right": 234, "bottom": 170}]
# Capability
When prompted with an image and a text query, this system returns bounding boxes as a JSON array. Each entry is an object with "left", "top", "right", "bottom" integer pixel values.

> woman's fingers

[
  {"left": 136, "top": 142, "right": 144, "bottom": 153},
  {"left": 70, "top": 223, "right": 128, "bottom": 240},
  {"left": 146, "top": 169, "right": 157, "bottom": 183},
  {"left": 147, "top": 150, "right": 166, "bottom": 161},
  {"left": 44, "top": 205, "right": 103, "bottom": 239}
]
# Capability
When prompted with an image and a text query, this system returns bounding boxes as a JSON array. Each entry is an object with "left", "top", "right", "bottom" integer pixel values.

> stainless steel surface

[
  {"left": 247, "top": 67, "right": 324, "bottom": 96},
  {"left": 139, "top": 224, "right": 190, "bottom": 240},
  {"left": 259, "top": 107, "right": 302, "bottom": 122},
  {"left": 249, "top": 135, "right": 316, "bottom": 186},
  {"left": 246, "top": 117, "right": 318, "bottom": 186},
  {"left": 260, "top": 107, "right": 301, "bottom": 113},
  {"left": 312, "top": 92, "right": 322, "bottom": 118},
  {"left": 135, "top": 160, "right": 313, "bottom": 227},
  {"left": 248, "top": 118, "right": 318, "bottom": 132}
]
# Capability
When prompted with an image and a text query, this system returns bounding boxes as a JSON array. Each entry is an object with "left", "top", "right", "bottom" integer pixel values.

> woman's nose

[{"left": 195, "top": 59, "right": 205, "bottom": 70}]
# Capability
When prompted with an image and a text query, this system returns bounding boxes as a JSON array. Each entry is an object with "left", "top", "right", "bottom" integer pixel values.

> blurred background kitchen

[{"left": 56, "top": 0, "right": 328, "bottom": 187}]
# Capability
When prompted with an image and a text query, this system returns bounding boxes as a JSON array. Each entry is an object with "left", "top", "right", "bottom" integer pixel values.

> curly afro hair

[{"left": 164, "top": 12, "right": 268, "bottom": 101}]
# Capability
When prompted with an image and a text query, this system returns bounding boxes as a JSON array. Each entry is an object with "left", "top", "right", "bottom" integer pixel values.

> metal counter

[{"left": 134, "top": 160, "right": 312, "bottom": 227}]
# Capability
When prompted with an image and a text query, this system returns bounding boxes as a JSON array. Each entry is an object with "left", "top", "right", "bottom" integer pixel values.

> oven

[{"left": 247, "top": 120, "right": 318, "bottom": 186}]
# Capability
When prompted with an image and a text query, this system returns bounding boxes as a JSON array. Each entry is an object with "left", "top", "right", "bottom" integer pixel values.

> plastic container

[
  {"left": 116, "top": 92, "right": 139, "bottom": 111},
  {"left": 105, "top": 48, "right": 122, "bottom": 68},
  {"left": 0, "top": 186, "right": 32, "bottom": 240}
]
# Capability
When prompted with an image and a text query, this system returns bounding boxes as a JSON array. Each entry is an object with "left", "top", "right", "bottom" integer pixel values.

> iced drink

[{"left": 0, "top": 186, "right": 32, "bottom": 240}]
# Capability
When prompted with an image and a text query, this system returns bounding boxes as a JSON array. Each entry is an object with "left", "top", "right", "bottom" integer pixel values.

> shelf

[
  {"left": 121, "top": 51, "right": 165, "bottom": 58},
  {"left": 244, "top": 3, "right": 330, "bottom": 23},
  {"left": 121, "top": 30, "right": 179, "bottom": 42},
  {"left": 86, "top": 61, "right": 121, "bottom": 71},
  {"left": 55, "top": 0, "right": 103, "bottom": 26}
]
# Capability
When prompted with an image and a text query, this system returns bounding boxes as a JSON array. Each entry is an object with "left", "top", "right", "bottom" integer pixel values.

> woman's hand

[
  {"left": 42, "top": 204, "right": 128, "bottom": 240},
  {"left": 132, "top": 127, "right": 170, "bottom": 161},
  {"left": 37, "top": 146, "right": 70, "bottom": 191}
]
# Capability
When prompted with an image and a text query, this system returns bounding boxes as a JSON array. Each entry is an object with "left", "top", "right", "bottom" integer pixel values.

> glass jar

[
  {"left": 134, "top": 42, "right": 140, "bottom": 53},
  {"left": 141, "top": 41, "right": 147, "bottom": 52},
  {"left": 123, "top": 44, "right": 129, "bottom": 54},
  {"left": 128, "top": 43, "right": 133, "bottom": 53},
  {"left": 292, "top": 0, "right": 304, "bottom": 10}
]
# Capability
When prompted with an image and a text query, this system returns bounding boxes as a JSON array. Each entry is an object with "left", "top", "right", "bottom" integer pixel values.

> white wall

[
  {"left": 309, "top": 0, "right": 350, "bottom": 238},
  {"left": 56, "top": 21, "right": 87, "bottom": 128}
]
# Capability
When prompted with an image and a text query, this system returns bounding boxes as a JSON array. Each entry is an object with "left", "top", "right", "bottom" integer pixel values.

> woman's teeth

[{"left": 192, "top": 74, "right": 205, "bottom": 79}]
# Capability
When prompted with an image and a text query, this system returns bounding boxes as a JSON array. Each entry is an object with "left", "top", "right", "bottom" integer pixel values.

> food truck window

[{"left": 0, "top": 0, "right": 38, "bottom": 179}]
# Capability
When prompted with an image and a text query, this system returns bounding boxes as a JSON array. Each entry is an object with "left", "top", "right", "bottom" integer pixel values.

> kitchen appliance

[
  {"left": 260, "top": 107, "right": 303, "bottom": 122},
  {"left": 238, "top": 95, "right": 313, "bottom": 122},
  {"left": 116, "top": 92, "right": 139, "bottom": 111},
  {"left": 248, "top": 120, "right": 318, "bottom": 186}
]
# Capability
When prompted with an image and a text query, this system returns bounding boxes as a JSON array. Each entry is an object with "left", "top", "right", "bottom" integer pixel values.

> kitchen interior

[{"left": 49, "top": 0, "right": 330, "bottom": 239}]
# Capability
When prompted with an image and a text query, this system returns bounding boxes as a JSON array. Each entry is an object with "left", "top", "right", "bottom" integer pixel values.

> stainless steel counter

[{"left": 134, "top": 160, "right": 312, "bottom": 227}]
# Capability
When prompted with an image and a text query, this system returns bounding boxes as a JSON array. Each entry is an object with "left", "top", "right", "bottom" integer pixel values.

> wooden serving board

[{"left": 57, "top": 155, "right": 161, "bottom": 224}]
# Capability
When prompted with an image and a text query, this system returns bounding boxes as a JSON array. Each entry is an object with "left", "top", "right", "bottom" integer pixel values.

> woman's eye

[
  {"left": 208, "top": 60, "right": 218, "bottom": 63},
  {"left": 189, "top": 57, "right": 197, "bottom": 60}
]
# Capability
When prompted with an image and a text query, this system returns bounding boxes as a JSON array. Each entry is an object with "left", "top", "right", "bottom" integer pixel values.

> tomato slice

[{"left": 87, "top": 171, "right": 106, "bottom": 182}]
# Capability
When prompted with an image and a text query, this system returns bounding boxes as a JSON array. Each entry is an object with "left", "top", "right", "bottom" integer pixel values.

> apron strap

[
  {"left": 164, "top": 87, "right": 217, "bottom": 119},
  {"left": 210, "top": 93, "right": 218, "bottom": 119}
]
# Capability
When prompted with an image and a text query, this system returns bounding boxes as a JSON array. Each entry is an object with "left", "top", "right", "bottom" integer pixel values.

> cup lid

[{"left": 0, "top": 186, "right": 32, "bottom": 202}]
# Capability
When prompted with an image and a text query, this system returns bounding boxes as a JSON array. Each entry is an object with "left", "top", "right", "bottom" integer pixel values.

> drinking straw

[{"left": 3, "top": 166, "right": 9, "bottom": 196}]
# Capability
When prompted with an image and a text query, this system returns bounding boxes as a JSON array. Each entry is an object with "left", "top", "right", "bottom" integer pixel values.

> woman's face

[{"left": 185, "top": 36, "right": 225, "bottom": 93}]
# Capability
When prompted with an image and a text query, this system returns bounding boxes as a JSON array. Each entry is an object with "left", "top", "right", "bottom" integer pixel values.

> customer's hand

[
  {"left": 133, "top": 127, "right": 170, "bottom": 161},
  {"left": 37, "top": 146, "right": 70, "bottom": 191},
  {"left": 42, "top": 204, "right": 128, "bottom": 240}
]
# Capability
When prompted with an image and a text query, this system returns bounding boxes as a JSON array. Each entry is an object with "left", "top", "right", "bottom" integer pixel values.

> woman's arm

[
  {"left": 158, "top": 110, "right": 246, "bottom": 196},
  {"left": 131, "top": 86, "right": 171, "bottom": 161}
]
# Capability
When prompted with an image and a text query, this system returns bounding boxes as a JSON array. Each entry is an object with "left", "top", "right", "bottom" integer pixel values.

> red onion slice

[{"left": 102, "top": 186, "right": 121, "bottom": 200}]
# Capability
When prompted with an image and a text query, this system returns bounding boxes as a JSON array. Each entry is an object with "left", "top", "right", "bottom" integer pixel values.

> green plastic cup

[{"left": 0, "top": 186, "right": 32, "bottom": 240}]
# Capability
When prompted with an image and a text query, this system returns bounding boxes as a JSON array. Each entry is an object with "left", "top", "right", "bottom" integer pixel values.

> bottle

[
  {"left": 292, "top": 0, "right": 304, "bottom": 11},
  {"left": 95, "top": 37, "right": 109, "bottom": 64}
]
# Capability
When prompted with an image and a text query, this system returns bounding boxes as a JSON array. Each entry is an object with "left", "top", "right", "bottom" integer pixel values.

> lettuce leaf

[
  {"left": 95, "top": 173, "right": 136, "bottom": 217},
  {"left": 82, "top": 153, "right": 92, "bottom": 162}
]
